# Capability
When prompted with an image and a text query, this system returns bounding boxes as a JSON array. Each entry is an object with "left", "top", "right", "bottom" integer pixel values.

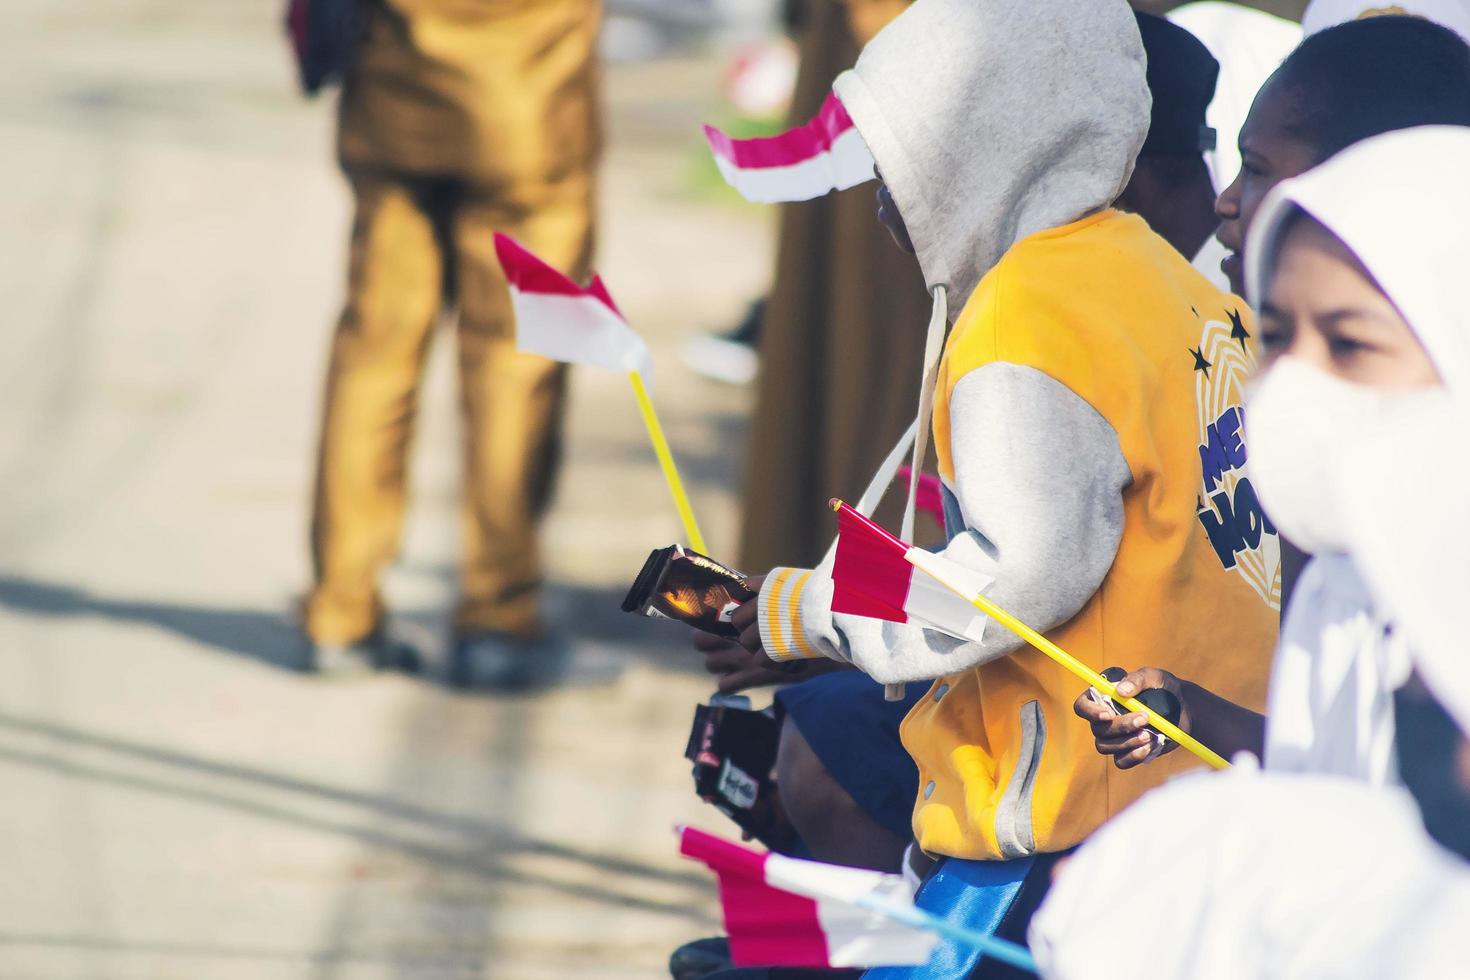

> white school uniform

[{"left": 1030, "top": 765, "right": 1470, "bottom": 980}]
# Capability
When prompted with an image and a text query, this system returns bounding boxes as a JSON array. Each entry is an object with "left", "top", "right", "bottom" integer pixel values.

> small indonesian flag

[
  {"left": 830, "top": 500, "right": 991, "bottom": 643},
  {"left": 704, "top": 92, "right": 876, "bottom": 204},
  {"left": 678, "top": 826, "right": 939, "bottom": 969},
  {"left": 494, "top": 233, "right": 653, "bottom": 381},
  {"left": 898, "top": 465, "right": 947, "bottom": 528}
]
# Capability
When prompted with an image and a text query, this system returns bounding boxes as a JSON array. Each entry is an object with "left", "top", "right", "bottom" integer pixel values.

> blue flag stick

[{"left": 853, "top": 892, "right": 1038, "bottom": 974}]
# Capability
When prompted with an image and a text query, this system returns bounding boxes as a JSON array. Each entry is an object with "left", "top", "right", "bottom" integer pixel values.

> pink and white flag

[
  {"left": 898, "top": 466, "right": 947, "bottom": 528},
  {"left": 494, "top": 233, "right": 653, "bottom": 381},
  {"left": 678, "top": 826, "right": 938, "bottom": 969},
  {"left": 704, "top": 92, "right": 876, "bottom": 203},
  {"left": 830, "top": 500, "right": 991, "bottom": 642}
]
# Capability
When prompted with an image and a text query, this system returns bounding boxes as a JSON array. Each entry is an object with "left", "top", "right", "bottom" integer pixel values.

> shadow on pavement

[
  {"left": 0, "top": 573, "right": 724, "bottom": 973},
  {"left": 0, "top": 574, "right": 707, "bottom": 678},
  {"left": 0, "top": 574, "right": 305, "bottom": 668},
  {"left": 0, "top": 712, "right": 716, "bottom": 921}
]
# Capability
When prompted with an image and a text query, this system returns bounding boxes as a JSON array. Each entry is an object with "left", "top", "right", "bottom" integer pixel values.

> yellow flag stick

[
  {"left": 959, "top": 583, "right": 1228, "bottom": 769},
  {"left": 901, "top": 546, "right": 1232, "bottom": 771},
  {"left": 628, "top": 370, "right": 708, "bottom": 554}
]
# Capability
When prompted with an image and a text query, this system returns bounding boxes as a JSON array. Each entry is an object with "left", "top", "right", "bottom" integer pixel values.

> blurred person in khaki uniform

[{"left": 304, "top": 0, "right": 601, "bottom": 687}]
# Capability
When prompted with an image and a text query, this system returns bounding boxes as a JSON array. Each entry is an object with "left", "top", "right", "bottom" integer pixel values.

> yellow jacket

[
  {"left": 760, "top": 210, "right": 1279, "bottom": 859},
  {"left": 338, "top": 0, "right": 602, "bottom": 187}
]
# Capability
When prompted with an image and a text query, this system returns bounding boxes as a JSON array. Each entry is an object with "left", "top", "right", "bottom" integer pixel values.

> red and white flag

[
  {"left": 898, "top": 466, "right": 947, "bottom": 528},
  {"left": 678, "top": 826, "right": 938, "bottom": 969},
  {"left": 704, "top": 92, "right": 876, "bottom": 203},
  {"left": 494, "top": 233, "right": 653, "bottom": 381},
  {"left": 830, "top": 499, "right": 991, "bottom": 642}
]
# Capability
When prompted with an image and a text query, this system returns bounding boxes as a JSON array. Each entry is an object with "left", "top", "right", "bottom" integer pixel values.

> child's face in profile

[
  {"left": 1214, "top": 81, "right": 1321, "bottom": 295},
  {"left": 1257, "top": 216, "right": 1439, "bottom": 389}
]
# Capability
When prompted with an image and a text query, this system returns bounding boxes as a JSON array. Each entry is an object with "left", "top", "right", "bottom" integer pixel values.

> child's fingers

[
  {"left": 693, "top": 629, "right": 736, "bottom": 652},
  {"left": 1089, "top": 710, "right": 1151, "bottom": 742},
  {"left": 1112, "top": 667, "right": 1172, "bottom": 700},
  {"left": 1113, "top": 739, "right": 1159, "bottom": 770},
  {"left": 1073, "top": 691, "right": 1114, "bottom": 724},
  {"left": 1095, "top": 730, "right": 1154, "bottom": 756},
  {"left": 701, "top": 644, "right": 749, "bottom": 676},
  {"left": 718, "top": 666, "right": 765, "bottom": 694},
  {"left": 730, "top": 596, "right": 760, "bottom": 633}
]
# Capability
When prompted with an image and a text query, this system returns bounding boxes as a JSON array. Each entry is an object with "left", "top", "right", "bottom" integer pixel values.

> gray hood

[{"left": 834, "top": 0, "right": 1151, "bottom": 311}]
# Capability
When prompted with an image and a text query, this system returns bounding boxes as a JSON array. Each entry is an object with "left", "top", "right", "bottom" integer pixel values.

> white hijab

[
  {"left": 1243, "top": 127, "right": 1470, "bottom": 782},
  {"left": 1302, "top": 0, "right": 1470, "bottom": 43},
  {"left": 1341, "top": 396, "right": 1470, "bottom": 735},
  {"left": 1246, "top": 125, "right": 1470, "bottom": 397},
  {"left": 1031, "top": 764, "right": 1470, "bottom": 979}
]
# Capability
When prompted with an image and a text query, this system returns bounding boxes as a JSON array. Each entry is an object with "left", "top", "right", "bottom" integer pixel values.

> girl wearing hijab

[{"left": 1032, "top": 125, "right": 1470, "bottom": 980}]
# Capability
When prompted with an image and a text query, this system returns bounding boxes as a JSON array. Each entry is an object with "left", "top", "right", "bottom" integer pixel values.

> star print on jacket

[
  {"left": 1190, "top": 347, "right": 1212, "bottom": 378},
  {"left": 1192, "top": 308, "right": 1281, "bottom": 609},
  {"left": 1229, "top": 308, "right": 1250, "bottom": 351}
]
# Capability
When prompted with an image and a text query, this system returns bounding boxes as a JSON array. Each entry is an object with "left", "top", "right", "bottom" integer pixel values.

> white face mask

[{"left": 1244, "top": 357, "right": 1438, "bottom": 556}]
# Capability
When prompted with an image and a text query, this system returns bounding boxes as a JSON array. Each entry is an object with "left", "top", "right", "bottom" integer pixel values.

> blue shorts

[{"left": 774, "top": 670, "right": 925, "bottom": 840}]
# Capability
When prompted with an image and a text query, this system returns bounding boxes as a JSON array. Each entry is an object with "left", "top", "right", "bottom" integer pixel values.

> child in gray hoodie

[{"left": 731, "top": 0, "right": 1277, "bottom": 896}]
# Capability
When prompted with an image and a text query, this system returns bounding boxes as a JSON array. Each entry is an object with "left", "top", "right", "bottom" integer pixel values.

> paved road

[{"left": 0, "top": 3, "right": 775, "bottom": 977}]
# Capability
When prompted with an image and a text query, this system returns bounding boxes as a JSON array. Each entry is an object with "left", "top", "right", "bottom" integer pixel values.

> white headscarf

[
  {"left": 1255, "top": 128, "right": 1470, "bottom": 714},
  {"left": 1247, "top": 125, "right": 1470, "bottom": 396},
  {"left": 1242, "top": 126, "right": 1470, "bottom": 781},
  {"left": 1302, "top": 0, "right": 1470, "bottom": 43},
  {"left": 1339, "top": 396, "right": 1470, "bottom": 735}
]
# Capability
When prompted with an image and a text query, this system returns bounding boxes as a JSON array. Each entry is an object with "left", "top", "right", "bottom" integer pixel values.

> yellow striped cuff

[{"left": 758, "top": 567, "right": 822, "bottom": 661}]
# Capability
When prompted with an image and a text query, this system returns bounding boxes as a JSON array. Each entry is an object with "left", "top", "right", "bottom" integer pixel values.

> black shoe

[
  {"left": 681, "top": 299, "right": 764, "bottom": 384},
  {"left": 447, "top": 630, "right": 568, "bottom": 691},
  {"left": 306, "top": 622, "right": 422, "bottom": 676},
  {"left": 669, "top": 936, "right": 732, "bottom": 980},
  {"left": 726, "top": 299, "right": 764, "bottom": 347}
]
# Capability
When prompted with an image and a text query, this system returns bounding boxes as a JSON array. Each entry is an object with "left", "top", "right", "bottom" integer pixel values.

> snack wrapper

[{"left": 621, "top": 545, "right": 756, "bottom": 638}]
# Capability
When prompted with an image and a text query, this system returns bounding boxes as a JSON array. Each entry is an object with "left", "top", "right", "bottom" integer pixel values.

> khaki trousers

[{"left": 305, "top": 169, "right": 594, "bottom": 644}]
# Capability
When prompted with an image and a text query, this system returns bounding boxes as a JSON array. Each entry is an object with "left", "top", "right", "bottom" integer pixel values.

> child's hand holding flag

[{"left": 828, "top": 499, "right": 1231, "bottom": 771}]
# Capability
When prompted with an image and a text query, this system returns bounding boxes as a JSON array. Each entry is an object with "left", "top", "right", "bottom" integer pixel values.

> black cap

[{"left": 1134, "top": 11, "right": 1220, "bottom": 156}]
